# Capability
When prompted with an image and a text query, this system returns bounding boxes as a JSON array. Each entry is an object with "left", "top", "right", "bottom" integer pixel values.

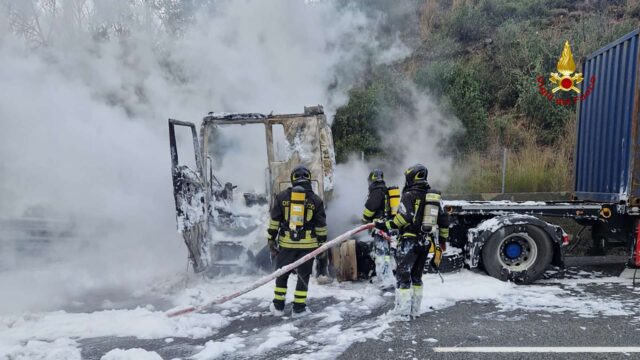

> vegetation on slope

[{"left": 332, "top": 0, "right": 639, "bottom": 193}]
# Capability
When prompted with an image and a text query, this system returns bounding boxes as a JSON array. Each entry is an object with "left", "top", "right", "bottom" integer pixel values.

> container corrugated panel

[{"left": 574, "top": 29, "right": 640, "bottom": 205}]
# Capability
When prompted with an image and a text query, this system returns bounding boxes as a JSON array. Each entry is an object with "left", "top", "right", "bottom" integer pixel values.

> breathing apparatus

[{"left": 289, "top": 185, "right": 306, "bottom": 240}]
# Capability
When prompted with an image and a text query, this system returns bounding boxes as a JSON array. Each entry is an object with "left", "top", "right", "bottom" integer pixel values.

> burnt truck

[
  {"left": 440, "top": 28, "right": 640, "bottom": 283},
  {"left": 168, "top": 29, "right": 640, "bottom": 285},
  {"left": 168, "top": 106, "right": 335, "bottom": 274}
]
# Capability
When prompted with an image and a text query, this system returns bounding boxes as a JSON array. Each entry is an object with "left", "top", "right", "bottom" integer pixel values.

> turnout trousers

[
  {"left": 394, "top": 235, "right": 430, "bottom": 289},
  {"left": 373, "top": 233, "right": 391, "bottom": 258},
  {"left": 372, "top": 233, "right": 394, "bottom": 287},
  {"left": 272, "top": 248, "right": 314, "bottom": 313}
]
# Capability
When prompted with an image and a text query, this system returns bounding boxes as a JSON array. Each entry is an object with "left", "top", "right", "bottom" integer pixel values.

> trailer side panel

[{"left": 574, "top": 29, "right": 640, "bottom": 204}]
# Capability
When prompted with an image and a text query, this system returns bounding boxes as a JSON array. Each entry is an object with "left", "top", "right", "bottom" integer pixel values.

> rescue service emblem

[
  {"left": 536, "top": 40, "right": 595, "bottom": 106},
  {"left": 549, "top": 41, "right": 583, "bottom": 93}
]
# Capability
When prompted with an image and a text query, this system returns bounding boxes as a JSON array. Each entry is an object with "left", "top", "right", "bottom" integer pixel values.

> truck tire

[
  {"left": 425, "top": 252, "right": 464, "bottom": 274},
  {"left": 481, "top": 224, "right": 553, "bottom": 284}
]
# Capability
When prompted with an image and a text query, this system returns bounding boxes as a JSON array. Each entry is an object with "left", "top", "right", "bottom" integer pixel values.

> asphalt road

[
  {"left": 78, "top": 260, "right": 640, "bottom": 360},
  {"left": 340, "top": 301, "right": 640, "bottom": 360},
  {"left": 342, "top": 262, "right": 640, "bottom": 360}
]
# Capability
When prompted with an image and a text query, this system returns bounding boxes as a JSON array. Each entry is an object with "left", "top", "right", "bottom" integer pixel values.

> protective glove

[
  {"left": 433, "top": 246, "right": 442, "bottom": 268},
  {"left": 374, "top": 219, "right": 388, "bottom": 231},
  {"left": 318, "top": 235, "right": 327, "bottom": 245}
]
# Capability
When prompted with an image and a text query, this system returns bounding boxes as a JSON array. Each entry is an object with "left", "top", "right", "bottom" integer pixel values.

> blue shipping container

[{"left": 574, "top": 29, "right": 640, "bottom": 205}]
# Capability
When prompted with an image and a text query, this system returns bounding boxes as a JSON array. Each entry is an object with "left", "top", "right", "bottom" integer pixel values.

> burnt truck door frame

[
  {"left": 199, "top": 111, "right": 330, "bottom": 208},
  {"left": 199, "top": 117, "right": 274, "bottom": 204},
  {"left": 168, "top": 119, "right": 209, "bottom": 272},
  {"left": 265, "top": 118, "right": 326, "bottom": 205},
  {"left": 264, "top": 120, "right": 276, "bottom": 203},
  {"left": 264, "top": 119, "right": 320, "bottom": 205}
]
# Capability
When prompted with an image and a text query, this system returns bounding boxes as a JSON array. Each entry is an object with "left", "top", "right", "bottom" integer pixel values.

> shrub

[
  {"left": 445, "top": 63, "right": 491, "bottom": 151},
  {"left": 444, "top": 0, "right": 549, "bottom": 44},
  {"left": 490, "top": 113, "right": 529, "bottom": 150},
  {"left": 413, "top": 59, "right": 457, "bottom": 97},
  {"left": 332, "top": 86, "right": 383, "bottom": 163},
  {"left": 415, "top": 58, "right": 491, "bottom": 152},
  {"left": 514, "top": 67, "right": 574, "bottom": 145},
  {"left": 444, "top": 4, "right": 491, "bottom": 43},
  {"left": 332, "top": 72, "right": 409, "bottom": 163},
  {"left": 628, "top": 0, "right": 640, "bottom": 18}
]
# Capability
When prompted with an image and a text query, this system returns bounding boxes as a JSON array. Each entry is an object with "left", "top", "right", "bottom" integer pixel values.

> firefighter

[
  {"left": 267, "top": 165, "right": 327, "bottom": 317},
  {"left": 361, "top": 169, "right": 398, "bottom": 288},
  {"left": 375, "top": 164, "right": 450, "bottom": 320}
]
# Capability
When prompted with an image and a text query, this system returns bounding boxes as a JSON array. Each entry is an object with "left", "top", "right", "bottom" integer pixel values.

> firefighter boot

[
  {"left": 393, "top": 288, "right": 412, "bottom": 320},
  {"left": 269, "top": 303, "right": 284, "bottom": 316},
  {"left": 291, "top": 307, "right": 312, "bottom": 318},
  {"left": 411, "top": 284, "right": 423, "bottom": 319},
  {"left": 271, "top": 286, "right": 286, "bottom": 316}
]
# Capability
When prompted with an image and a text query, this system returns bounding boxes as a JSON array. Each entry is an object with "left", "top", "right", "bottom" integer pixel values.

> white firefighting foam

[{"left": 2, "top": 270, "right": 638, "bottom": 359}]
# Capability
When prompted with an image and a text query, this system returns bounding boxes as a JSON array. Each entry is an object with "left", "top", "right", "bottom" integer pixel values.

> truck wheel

[{"left": 481, "top": 224, "right": 553, "bottom": 284}]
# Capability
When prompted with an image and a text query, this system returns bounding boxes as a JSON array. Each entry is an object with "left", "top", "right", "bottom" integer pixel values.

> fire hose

[{"left": 166, "top": 223, "right": 391, "bottom": 317}]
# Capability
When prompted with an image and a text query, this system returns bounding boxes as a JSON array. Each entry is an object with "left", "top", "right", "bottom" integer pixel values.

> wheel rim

[
  {"left": 497, "top": 232, "right": 538, "bottom": 272},
  {"left": 504, "top": 242, "right": 522, "bottom": 259}
]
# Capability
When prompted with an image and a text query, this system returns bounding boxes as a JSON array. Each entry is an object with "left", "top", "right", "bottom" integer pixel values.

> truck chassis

[{"left": 443, "top": 200, "right": 640, "bottom": 283}]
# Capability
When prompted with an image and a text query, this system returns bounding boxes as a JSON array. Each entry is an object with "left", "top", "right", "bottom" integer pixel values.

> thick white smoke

[
  {"left": 327, "top": 85, "right": 460, "bottom": 237},
  {"left": 0, "top": 0, "right": 412, "bottom": 313},
  {"left": 382, "top": 84, "right": 461, "bottom": 188}
]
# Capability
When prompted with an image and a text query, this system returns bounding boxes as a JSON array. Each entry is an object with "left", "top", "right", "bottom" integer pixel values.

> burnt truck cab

[{"left": 168, "top": 106, "right": 335, "bottom": 274}]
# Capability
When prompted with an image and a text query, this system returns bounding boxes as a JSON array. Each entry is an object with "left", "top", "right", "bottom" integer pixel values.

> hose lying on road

[{"left": 166, "top": 223, "right": 379, "bottom": 317}]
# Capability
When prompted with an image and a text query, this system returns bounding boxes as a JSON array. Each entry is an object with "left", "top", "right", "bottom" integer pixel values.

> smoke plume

[
  {"left": 327, "top": 82, "right": 460, "bottom": 237},
  {"left": 0, "top": 0, "right": 414, "bottom": 313}
]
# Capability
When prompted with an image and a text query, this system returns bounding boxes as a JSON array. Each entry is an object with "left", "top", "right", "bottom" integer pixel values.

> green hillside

[{"left": 332, "top": 0, "right": 639, "bottom": 193}]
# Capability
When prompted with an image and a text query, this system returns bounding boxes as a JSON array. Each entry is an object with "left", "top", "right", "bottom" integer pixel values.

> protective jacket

[
  {"left": 267, "top": 183, "right": 327, "bottom": 249},
  {"left": 362, "top": 181, "right": 388, "bottom": 223},
  {"left": 387, "top": 184, "right": 449, "bottom": 240}
]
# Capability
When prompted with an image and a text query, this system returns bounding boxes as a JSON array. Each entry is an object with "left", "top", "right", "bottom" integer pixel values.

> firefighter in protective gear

[
  {"left": 375, "top": 164, "right": 450, "bottom": 319},
  {"left": 267, "top": 165, "right": 327, "bottom": 317},
  {"left": 361, "top": 169, "right": 397, "bottom": 289}
]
